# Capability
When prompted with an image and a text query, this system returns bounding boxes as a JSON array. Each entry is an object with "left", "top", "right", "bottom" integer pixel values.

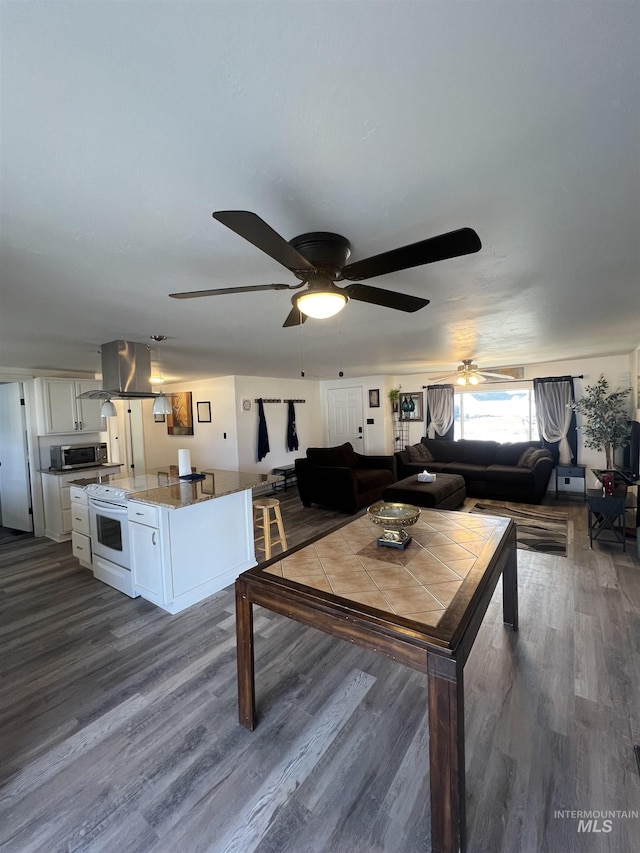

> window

[{"left": 453, "top": 388, "right": 538, "bottom": 442}]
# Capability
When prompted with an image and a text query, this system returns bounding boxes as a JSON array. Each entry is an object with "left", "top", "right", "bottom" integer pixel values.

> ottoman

[{"left": 382, "top": 473, "right": 466, "bottom": 510}]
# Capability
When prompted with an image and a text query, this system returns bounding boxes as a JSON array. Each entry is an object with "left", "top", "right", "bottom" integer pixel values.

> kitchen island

[{"left": 127, "top": 469, "right": 280, "bottom": 614}]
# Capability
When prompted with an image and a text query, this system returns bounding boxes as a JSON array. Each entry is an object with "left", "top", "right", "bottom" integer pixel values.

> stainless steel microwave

[{"left": 49, "top": 443, "right": 108, "bottom": 470}]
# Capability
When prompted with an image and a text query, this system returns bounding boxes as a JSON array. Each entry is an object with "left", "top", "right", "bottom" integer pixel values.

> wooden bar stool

[{"left": 252, "top": 497, "right": 288, "bottom": 560}]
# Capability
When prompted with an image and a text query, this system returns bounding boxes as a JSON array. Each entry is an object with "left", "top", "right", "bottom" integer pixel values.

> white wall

[
  {"left": 234, "top": 376, "right": 323, "bottom": 472},
  {"left": 139, "top": 375, "right": 323, "bottom": 475},
  {"left": 141, "top": 376, "right": 239, "bottom": 472}
]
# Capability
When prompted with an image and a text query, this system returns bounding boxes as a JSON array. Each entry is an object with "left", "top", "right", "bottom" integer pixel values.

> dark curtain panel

[
  {"left": 533, "top": 376, "right": 577, "bottom": 464},
  {"left": 424, "top": 385, "right": 455, "bottom": 440}
]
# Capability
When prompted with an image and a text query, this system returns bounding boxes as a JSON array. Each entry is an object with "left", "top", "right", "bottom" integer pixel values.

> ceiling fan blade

[
  {"left": 340, "top": 228, "right": 481, "bottom": 281},
  {"left": 169, "top": 283, "right": 293, "bottom": 299},
  {"left": 213, "top": 211, "right": 315, "bottom": 274},
  {"left": 283, "top": 305, "right": 307, "bottom": 327},
  {"left": 479, "top": 371, "right": 515, "bottom": 380},
  {"left": 343, "top": 283, "right": 429, "bottom": 312}
]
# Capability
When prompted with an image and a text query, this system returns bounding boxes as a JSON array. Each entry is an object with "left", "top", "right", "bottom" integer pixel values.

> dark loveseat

[
  {"left": 394, "top": 438, "right": 554, "bottom": 504},
  {"left": 295, "top": 442, "right": 397, "bottom": 514}
]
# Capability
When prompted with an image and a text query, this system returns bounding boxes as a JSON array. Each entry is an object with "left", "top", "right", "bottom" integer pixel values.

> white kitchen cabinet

[
  {"left": 127, "top": 488, "right": 256, "bottom": 614},
  {"left": 41, "top": 467, "right": 121, "bottom": 542},
  {"left": 129, "top": 501, "right": 164, "bottom": 604},
  {"left": 34, "top": 378, "right": 105, "bottom": 435},
  {"left": 72, "top": 531, "right": 92, "bottom": 567},
  {"left": 129, "top": 519, "right": 165, "bottom": 605},
  {"left": 70, "top": 486, "right": 92, "bottom": 568}
]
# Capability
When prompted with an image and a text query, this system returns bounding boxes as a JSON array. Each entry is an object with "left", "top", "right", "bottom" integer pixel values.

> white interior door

[
  {"left": 327, "top": 387, "right": 364, "bottom": 450},
  {"left": 0, "top": 383, "right": 33, "bottom": 531}
]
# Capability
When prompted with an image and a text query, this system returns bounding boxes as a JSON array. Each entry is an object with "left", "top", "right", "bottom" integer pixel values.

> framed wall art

[
  {"left": 167, "top": 391, "right": 194, "bottom": 436},
  {"left": 399, "top": 392, "right": 423, "bottom": 421},
  {"left": 369, "top": 388, "right": 380, "bottom": 408},
  {"left": 197, "top": 401, "right": 211, "bottom": 423}
]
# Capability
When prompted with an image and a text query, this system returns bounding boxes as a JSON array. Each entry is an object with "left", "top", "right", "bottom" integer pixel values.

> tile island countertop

[{"left": 128, "top": 468, "right": 282, "bottom": 510}]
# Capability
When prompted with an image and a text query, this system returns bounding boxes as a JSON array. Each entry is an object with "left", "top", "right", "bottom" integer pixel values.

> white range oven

[{"left": 86, "top": 475, "right": 165, "bottom": 598}]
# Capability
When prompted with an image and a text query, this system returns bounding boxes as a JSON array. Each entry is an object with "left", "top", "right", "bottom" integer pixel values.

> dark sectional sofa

[
  {"left": 394, "top": 438, "right": 554, "bottom": 504},
  {"left": 296, "top": 442, "right": 396, "bottom": 514}
]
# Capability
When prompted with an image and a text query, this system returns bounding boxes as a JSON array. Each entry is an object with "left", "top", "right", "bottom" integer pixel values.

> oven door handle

[{"left": 89, "top": 498, "right": 128, "bottom": 513}]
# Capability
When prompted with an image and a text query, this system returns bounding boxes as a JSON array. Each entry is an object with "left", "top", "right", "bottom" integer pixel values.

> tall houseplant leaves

[{"left": 569, "top": 375, "right": 631, "bottom": 468}]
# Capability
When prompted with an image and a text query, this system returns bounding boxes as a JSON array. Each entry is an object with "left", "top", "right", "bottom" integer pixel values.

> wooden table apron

[{"left": 235, "top": 514, "right": 518, "bottom": 853}]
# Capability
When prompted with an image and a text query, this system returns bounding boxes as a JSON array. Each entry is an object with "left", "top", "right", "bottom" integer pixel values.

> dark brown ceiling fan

[{"left": 169, "top": 210, "right": 482, "bottom": 327}]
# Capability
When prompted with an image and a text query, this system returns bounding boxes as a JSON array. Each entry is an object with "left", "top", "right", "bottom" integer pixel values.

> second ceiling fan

[
  {"left": 434, "top": 360, "right": 518, "bottom": 385},
  {"left": 169, "top": 210, "right": 482, "bottom": 327}
]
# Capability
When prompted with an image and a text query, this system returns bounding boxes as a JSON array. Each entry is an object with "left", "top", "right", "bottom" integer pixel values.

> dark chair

[{"left": 295, "top": 442, "right": 397, "bottom": 514}]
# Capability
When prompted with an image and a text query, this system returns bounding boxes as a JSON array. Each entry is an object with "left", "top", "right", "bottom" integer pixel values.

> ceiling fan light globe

[
  {"left": 152, "top": 393, "right": 173, "bottom": 416},
  {"left": 468, "top": 375, "right": 480, "bottom": 385},
  {"left": 457, "top": 375, "right": 467, "bottom": 386},
  {"left": 296, "top": 291, "right": 347, "bottom": 319}
]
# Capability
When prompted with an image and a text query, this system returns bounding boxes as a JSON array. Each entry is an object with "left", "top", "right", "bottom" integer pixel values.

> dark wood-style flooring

[{"left": 1, "top": 489, "right": 639, "bottom": 852}]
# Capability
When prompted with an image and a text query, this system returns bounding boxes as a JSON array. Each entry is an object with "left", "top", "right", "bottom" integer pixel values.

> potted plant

[
  {"left": 570, "top": 374, "right": 631, "bottom": 469},
  {"left": 388, "top": 388, "right": 400, "bottom": 413}
]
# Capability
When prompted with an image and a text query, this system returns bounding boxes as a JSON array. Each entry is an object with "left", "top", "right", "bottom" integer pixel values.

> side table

[
  {"left": 587, "top": 488, "right": 626, "bottom": 552},
  {"left": 556, "top": 463, "right": 586, "bottom": 500},
  {"left": 271, "top": 464, "right": 297, "bottom": 492}
]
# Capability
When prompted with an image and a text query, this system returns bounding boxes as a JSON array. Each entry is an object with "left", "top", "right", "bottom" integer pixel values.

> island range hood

[
  {"left": 77, "top": 340, "right": 159, "bottom": 400},
  {"left": 100, "top": 341, "right": 158, "bottom": 400},
  {"left": 100, "top": 340, "right": 158, "bottom": 398}
]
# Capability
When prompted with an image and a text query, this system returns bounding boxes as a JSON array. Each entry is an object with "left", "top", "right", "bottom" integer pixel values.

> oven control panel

[{"left": 85, "top": 484, "right": 130, "bottom": 502}]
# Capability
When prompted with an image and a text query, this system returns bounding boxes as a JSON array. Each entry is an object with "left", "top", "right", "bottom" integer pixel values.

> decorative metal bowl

[{"left": 367, "top": 501, "right": 421, "bottom": 549}]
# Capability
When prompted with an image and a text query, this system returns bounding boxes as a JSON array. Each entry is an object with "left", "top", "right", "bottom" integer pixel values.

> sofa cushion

[
  {"left": 405, "top": 442, "right": 433, "bottom": 463},
  {"left": 452, "top": 440, "right": 499, "bottom": 465},
  {"left": 421, "top": 438, "right": 456, "bottom": 462},
  {"left": 442, "top": 462, "right": 488, "bottom": 481},
  {"left": 354, "top": 468, "right": 394, "bottom": 493},
  {"left": 496, "top": 441, "right": 539, "bottom": 466},
  {"left": 485, "top": 465, "right": 534, "bottom": 484},
  {"left": 517, "top": 446, "right": 538, "bottom": 467},
  {"left": 307, "top": 442, "right": 357, "bottom": 468}
]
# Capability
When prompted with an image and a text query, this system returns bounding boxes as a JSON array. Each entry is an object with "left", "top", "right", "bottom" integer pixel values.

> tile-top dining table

[{"left": 235, "top": 506, "right": 518, "bottom": 853}]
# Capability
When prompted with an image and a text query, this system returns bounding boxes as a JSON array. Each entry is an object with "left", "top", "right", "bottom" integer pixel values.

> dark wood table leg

[
  {"left": 502, "top": 527, "right": 519, "bottom": 630},
  {"left": 427, "top": 652, "right": 466, "bottom": 853},
  {"left": 235, "top": 579, "right": 256, "bottom": 730}
]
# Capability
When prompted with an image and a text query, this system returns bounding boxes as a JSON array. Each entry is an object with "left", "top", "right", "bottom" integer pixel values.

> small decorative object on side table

[{"left": 367, "top": 501, "right": 420, "bottom": 549}]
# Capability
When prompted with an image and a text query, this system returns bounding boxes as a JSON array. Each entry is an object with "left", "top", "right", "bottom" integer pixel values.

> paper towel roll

[{"left": 178, "top": 448, "right": 192, "bottom": 477}]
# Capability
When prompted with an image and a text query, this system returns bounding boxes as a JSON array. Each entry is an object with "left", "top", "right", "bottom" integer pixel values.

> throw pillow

[
  {"left": 517, "top": 446, "right": 537, "bottom": 467},
  {"left": 405, "top": 442, "right": 433, "bottom": 463},
  {"left": 526, "top": 448, "right": 552, "bottom": 467}
]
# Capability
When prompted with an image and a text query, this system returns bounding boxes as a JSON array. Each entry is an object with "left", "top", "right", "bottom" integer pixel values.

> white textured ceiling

[{"left": 1, "top": 1, "right": 639, "bottom": 383}]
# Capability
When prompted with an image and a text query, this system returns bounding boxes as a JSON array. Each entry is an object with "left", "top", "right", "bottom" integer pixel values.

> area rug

[{"left": 464, "top": 501, "right": 569, "bottom": 556}]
